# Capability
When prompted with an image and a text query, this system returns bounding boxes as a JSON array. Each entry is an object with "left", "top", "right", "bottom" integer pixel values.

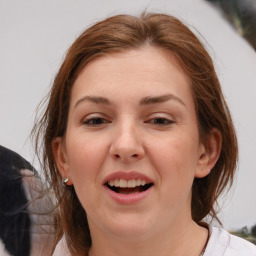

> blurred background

[{"left": 0, "top": 0, "right": 255, "bottom": 232}]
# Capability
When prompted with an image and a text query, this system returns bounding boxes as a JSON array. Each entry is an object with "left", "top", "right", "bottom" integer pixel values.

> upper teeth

[{"left": 108, "top": 179, "right": 147, "bottom": 188}]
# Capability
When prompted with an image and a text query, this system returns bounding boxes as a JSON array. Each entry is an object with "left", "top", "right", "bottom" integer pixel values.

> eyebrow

[
  {"left": 139, "top": 94, "right": 185, "bottom": 106},
  {"left": 74, "top": 96, "right": 111, "bottom": 108},
  {"left": 74, "top": 94, "right": 185, "bottom": 109}
]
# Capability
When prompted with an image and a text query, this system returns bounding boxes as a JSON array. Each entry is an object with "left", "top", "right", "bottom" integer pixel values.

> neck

[{"left": 88, "top": 219, "right": 208, "bottom": 256}]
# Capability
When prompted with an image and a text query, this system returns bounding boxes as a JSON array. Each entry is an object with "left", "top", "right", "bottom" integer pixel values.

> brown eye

[
  {"left": 147, "top": 118, "right": 174, "bottom": 126},
  {"left": 83, "top": 118, "right": 110, "bottom": 125}
]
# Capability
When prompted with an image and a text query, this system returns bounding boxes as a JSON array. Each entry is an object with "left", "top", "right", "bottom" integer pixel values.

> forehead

[{"left": 70, "top": 46, "right": 193, "bottom": 107}]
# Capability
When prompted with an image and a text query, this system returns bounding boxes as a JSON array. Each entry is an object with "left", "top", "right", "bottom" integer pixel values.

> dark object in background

[
  {"left": 0, "top": 145, "right": 55, "bottom": 256},
  {"left": 0, "top": 145, "right": 34, "bottom": 256},
  {"left": 205, "top": 0, "right": 256, "bottom": 50}
]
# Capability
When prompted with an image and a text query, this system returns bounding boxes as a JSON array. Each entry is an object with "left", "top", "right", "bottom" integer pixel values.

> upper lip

[{"left": 103, "top": 171, "right": 153, "bottom": 185}]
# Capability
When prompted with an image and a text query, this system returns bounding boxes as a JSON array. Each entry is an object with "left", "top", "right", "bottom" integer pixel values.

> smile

[
  {"left": 103, "top": 171, "right": 154, "bottom": 203},
  {"left": 106, "top": 179, "right": 153, "bottom": 194}
]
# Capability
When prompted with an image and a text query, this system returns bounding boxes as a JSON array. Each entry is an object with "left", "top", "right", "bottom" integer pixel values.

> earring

[{"left": 62, "top": 177, "right": 69, "bottom": 185}]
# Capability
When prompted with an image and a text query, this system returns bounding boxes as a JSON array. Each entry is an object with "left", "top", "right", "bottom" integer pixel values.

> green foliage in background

[{"left": 231, "top": 225, "right": 256, "bottom": 245}]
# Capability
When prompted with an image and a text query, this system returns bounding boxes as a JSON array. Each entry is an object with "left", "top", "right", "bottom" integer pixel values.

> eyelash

[{"left": 146, "top": 117, "right": 174, "bottom": 126}]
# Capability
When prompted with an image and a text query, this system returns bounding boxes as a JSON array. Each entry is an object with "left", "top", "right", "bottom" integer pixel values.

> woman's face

[{"left": 54, "top": 47, "right": 211, "bottom": 240}]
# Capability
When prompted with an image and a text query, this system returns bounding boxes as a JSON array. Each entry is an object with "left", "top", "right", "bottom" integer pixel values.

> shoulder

[
  {"left": 52, "top": 236, "right": 71, "bottom": 256},
  {"left": 204, "top": 225, "right": 256, "bottom": 256}
]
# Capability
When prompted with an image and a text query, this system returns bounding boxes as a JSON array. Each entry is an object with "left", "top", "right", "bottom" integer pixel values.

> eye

[
  {"left": 82, "top": 116, "right": 111, "bottom": 126},
  {"left": 146, "top": 117, "right": 174, "bottom": 126}
]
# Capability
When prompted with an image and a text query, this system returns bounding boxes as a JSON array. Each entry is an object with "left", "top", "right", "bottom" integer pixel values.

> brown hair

[{"left": 32, "top": 13, "right": 238, "bottom": 255}]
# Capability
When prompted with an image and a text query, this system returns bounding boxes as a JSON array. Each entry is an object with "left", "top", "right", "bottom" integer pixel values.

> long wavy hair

[{"left": 32, "top": 13, "right": 238, "bottom": 255}]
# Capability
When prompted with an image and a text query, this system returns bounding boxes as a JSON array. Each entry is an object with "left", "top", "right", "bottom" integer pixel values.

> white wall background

[{"left": 0, "top": 0, "right": 255, "bottom": 231}]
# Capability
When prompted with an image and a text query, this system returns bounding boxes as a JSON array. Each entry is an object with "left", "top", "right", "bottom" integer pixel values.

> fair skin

[{"left": 53, "top": 46, "right": 221, "bottom": 256}]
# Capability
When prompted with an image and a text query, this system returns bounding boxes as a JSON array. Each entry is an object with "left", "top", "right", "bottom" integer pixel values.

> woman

[{"left": 33, "top": 13, "right": 256, "bottom": 255}]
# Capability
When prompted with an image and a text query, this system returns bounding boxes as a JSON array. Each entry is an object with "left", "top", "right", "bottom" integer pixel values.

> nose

[{"left": 109, "top": 120, "right": 145, "bottom": 162}]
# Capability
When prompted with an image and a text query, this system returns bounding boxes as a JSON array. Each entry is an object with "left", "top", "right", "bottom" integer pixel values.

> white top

[
  {"left": 52, "top": 226, "right": 256, "bottom": 256},
  {"left": 204, "top": 226, "right": 256, "bottom": 256}
]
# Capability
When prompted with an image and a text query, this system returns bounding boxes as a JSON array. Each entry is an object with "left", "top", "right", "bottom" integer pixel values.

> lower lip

[{"left": 104, "top": 185, "right": 153, "bottom": 204}]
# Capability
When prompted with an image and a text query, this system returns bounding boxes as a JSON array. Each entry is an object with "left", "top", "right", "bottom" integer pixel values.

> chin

[
  {"left": 110, "top": 226, "right": 150, "bottom": 241},
  {"left": 102, "top": 213, "right": 155, "bottom": 240}
]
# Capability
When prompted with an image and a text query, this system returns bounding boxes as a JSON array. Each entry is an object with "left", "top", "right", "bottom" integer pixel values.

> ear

[
  {"left": 52, "top": 137, "right": 73, "bottom": 185},
  {"left": 195, "top": 128, "right": 222, "bottom": 178}
]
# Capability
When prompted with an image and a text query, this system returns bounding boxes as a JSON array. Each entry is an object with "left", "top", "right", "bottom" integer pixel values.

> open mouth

[{"left": 105, "top": 179, "right": 153, "bottom": 194}]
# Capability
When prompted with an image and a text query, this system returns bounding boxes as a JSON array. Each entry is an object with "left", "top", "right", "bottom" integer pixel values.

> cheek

[
  {"left": 149, "top": 134, "right": 199, "bottom": 192},
  {"left": 64, "top": 132, "right": 112, "bottom": 210},
  {"left": 151, "top": 133, "right": 198, "bottom": 170},
  {"left": 65, "top": 135, "right": 107, "bottom": 188},
  {"left": 65, "top": 140, "right": 104, "bottom": 211}
]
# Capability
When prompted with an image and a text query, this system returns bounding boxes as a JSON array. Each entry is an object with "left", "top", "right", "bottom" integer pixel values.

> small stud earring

[{"left": 62, "top": 177, "right": 69, "bottom": 185}]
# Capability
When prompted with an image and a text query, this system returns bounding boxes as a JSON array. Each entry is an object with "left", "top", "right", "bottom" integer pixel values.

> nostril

[{"left": 111, "top": 152, "right": 142, "bottom": 160}]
